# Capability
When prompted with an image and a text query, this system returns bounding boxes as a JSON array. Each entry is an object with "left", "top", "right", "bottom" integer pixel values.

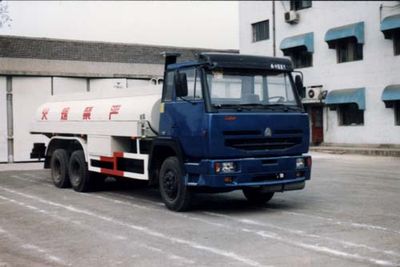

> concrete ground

[
  {"left": 0, "top": 162, "right": 43, "bottom": 172},
  {"left": 0, "top": 152, "right": 399, "bottom": 267}
]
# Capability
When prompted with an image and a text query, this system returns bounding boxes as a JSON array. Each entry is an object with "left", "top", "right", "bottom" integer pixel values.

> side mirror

[
  {"left": 295, "top": 75, "right": 305, "bottom": 98},
  {"left": 175, "top": 72, "right": 188, "bottom": 97}
]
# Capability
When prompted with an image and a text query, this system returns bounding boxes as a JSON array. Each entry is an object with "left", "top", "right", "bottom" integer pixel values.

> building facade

[
  {"left": 0, "top": 36, "right": 236, "bottom": 162},
  {"left": 239, "top": 1, "right": 400, "bottom": 146}
]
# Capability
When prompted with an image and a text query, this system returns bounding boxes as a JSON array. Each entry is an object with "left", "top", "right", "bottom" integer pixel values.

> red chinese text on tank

[
  {"left": 60, "top": 107, "right": 70, "bottom": 121},
  {"left": 41, "top": 108, "right": 49, "bottom": 120},
  {"left": 83, "top": 106, "right": 93, "bottom": 120},
  {"left": 109, "top": 105, "right": 121, "bottom": 120}
]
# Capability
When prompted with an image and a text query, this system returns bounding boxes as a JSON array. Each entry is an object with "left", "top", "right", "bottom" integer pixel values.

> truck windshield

[{"left": 206, "top": 70, "right": 301, "bottom": 110}]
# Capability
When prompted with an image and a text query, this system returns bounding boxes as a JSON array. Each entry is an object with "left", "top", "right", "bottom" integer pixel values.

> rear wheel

[
  {"left": 159, "top": 156, "right": 192, "bottom": 211},
  {"left": 243, "top": 188, "right": 274, "bottom": 205},
  {"left": 50, "top": 149, "right": 70, "bottom": 188},
  {"left": 69, "top": 150, "right": 93, "bottom": 192}
]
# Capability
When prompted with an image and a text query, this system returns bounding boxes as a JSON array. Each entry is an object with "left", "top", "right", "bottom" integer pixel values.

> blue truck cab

[{"left": 153, "top": 52, "right": 312, "bottom": 211}]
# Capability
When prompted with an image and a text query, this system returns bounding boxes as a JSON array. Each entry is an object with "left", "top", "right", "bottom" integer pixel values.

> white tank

[{"left": 30, "top": 93, "right": 161, "bottom": 138}]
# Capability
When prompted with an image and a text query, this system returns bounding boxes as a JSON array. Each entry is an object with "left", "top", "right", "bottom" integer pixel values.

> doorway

[{"left": 309, "top": 106, "right": 324, "bottom": 145}]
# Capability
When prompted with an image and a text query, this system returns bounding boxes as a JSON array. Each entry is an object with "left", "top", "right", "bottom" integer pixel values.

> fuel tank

[{"left": 30, "top": 92, "right": 161, "bottom": 137}]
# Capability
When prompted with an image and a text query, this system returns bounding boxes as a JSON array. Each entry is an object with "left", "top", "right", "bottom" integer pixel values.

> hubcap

[
  {"left": 163, "top": 170, "right": 178, "bottom": 200},
  {"left": 53, "top": 159, "right": 61, "bottom": 183},
  {"left": 70, "top": 160, "right": 81, "bottom": 186}
]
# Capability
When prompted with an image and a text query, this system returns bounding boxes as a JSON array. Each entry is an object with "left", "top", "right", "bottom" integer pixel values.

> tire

[
  {"left": 68, "top": 150, "right": 93, "bottom": 192},
  {"left": 50, "top": 149, "right": 71, "bottom": 188},
  {"left": 242, "top": 188, "right": 274, "bottom": 205},
  {"left": 159, "top": 156, "right": 192, "bottom": 211}
]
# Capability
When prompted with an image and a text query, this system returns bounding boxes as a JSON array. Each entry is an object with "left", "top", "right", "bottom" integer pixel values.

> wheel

[
  {"left": 68, "top": 150, "right": 93, "bottom": 192},
  {"left": 242, "top": 188, "right": 274, "bottom": 205},
  {"left": 50, "top": 149, "right": 71, "bottom": 188},
  {"left": 159, "top": 156, "right": 192, "bottom": 211}
]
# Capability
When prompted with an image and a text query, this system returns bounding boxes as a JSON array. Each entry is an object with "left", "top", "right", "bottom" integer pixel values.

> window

[
  {"left": 395, "top": 102, "right": 400, "bottom": 125},
  {"left": 252, "top": 20, "right": 269, "bottom": 42},
  {"left": 336, "top": 37, "right": 363, "bottom": 63},
  {"left": 163, "top": 71, "right": 174, "bottom": 101},
  {"left": 206, "top": 70, "right": 300, "bottom": 109},
  {"left": 394, "top": 31, "right": 400, "bottom": 56},
  {"left": 290, "top": 0, "right": 312, "bottom": 11},
  {"left": 177, "top": 68, "right": 202, "bottom": 101},
  {"left": 338, "top": 104, "right": 364, "bottom": 126},
  {"left": 283, "top": 47, "right": 312, "bottom": 68}
]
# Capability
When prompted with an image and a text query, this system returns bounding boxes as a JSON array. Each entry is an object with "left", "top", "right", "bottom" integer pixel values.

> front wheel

[
  {"left": 159, "top": 156, "right": 192, "bottom": 212},
  {"left": 243, "top": 188, "right": 274, "bottom": 205}
]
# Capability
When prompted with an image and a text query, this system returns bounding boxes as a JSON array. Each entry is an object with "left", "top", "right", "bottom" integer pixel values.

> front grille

[
  {"left": 225, "top": 137, "right": 302, "bottom": 151},
  {"left": 274, "top": 129, "right": 303, "bottom": 135},
  {"left": 223, "top": 130, "right": 261, "bottom": 136}
]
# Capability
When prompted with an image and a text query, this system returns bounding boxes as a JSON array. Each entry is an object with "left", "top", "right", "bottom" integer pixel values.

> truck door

[{"left": 159, "top": 67, "right": 207, "bottom": 159}]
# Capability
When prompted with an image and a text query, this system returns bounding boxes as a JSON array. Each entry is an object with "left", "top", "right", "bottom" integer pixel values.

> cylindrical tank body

[{"left": 30, "top": 94, "right": 161, "bottom": 137}]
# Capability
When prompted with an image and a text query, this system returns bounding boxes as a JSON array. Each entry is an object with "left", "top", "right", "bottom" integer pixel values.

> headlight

[
  {"left": 296, "top": 158, "right": 305, "bottom": 169},
  {"left": 215, "top": 162, "right": 238, "bottom": 173}
]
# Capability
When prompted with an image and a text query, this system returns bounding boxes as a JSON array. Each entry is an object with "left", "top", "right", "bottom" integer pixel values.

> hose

[{"left": 146, "top": 120, "right": 159, "bottom": 136}]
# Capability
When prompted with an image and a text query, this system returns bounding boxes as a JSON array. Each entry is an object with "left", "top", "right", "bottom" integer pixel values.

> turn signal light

[
  {"left": 214, "top": 162, "right": 222, "bottom": 173},
  {"left": 224, "top": 177, "right": 233, "bottom": 183},
  {"left": 306, "top": 157, "right": 312, "bottom": 167}
]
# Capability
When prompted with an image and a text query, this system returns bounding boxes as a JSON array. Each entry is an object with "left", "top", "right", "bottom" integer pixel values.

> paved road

[{"left": 0, "top": 152, "right": 399, "bottom": 267}]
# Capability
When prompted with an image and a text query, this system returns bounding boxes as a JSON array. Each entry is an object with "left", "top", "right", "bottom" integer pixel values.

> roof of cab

[
  {"left": 167, "top": 61, "right": 199, "bottom": 70},
  {"left": 167, "top": 52, "right": 293, "bottom": 71}
]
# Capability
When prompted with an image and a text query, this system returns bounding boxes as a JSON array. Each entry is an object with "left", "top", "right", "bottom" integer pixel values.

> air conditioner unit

[
  {"left": 284, "top": 11, "right": 299, "bottom": 24},
  {"left": 113, "top": 78, "right": 127, "bottom": 89},
  {"left": 306, "top": 87, "right": 322, "bottom": 100}
]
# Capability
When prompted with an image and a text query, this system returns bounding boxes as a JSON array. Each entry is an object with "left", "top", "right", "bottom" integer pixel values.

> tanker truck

[{"left": 30, "top": 52, "right": 312, "bottom": 211}]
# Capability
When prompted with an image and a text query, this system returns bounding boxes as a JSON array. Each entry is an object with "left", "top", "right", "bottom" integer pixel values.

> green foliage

[{"left": 0, "top": 1, "right": 12, "bottom": 28}]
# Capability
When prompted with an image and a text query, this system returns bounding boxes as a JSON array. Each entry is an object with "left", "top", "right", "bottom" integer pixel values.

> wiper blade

[
  {"left": 263, "top": 104, "right": 301, "bottom": 111},
  {"left": 213, "top": 104, "right": 236, "bottom": 108},
  {"left": 213, "top": 104, "right": 251, "bottom": 111},
  {"left": 238, "top": 103, "right": 265, "bottom": 106},
  {"left": 241, "top": 103, "right": 301, "bottom": 110},
  {"left": 213, "top": 103, "right": 301, "bottom": 111}
]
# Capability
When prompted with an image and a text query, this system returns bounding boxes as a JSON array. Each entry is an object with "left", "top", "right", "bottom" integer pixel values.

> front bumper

[{"left": 184, "top": 155, "right": 311, "bottom": 191}]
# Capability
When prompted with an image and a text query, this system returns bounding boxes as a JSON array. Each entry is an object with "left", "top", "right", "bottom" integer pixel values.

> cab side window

[
  {"left": 163, "top": 71, "right": 175, "bottom": 101},
  {"left": 178, "top": 68, "right": 203, "bottom": 100}
]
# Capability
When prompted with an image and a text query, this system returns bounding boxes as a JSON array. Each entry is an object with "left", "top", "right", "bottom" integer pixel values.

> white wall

[
  {"left": 53, "top": 77, "right": 87, "bottom": 95},
  {"left": 13, "top": 77, "right": 51, "bottom": 161},
  {"left": 0, "top": 77, "right": 7, "bottom": 162},
  {"left": 239, "top": 1, "right": 400, "bottom": 145},
  {"left": 89, "top": 78, "right": 128, "bottom": 97},
  {"left": 127, "top": 79, "right": 154, "bottom": 88},
  {"left": 239, "top": 1, "right": 274, "bottom": 56},
  {"left": 90, "top": 78, "right": 156, "bottom": 97}
]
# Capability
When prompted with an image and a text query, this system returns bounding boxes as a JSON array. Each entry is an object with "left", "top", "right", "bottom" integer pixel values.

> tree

[{"left": 0, "top": 0, "right": 12, "bottom": 28}]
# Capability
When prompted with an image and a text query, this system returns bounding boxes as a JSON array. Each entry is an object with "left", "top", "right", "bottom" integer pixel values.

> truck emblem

[{"left": 264, "top": 127, "right": 272, "bottom": 137}]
